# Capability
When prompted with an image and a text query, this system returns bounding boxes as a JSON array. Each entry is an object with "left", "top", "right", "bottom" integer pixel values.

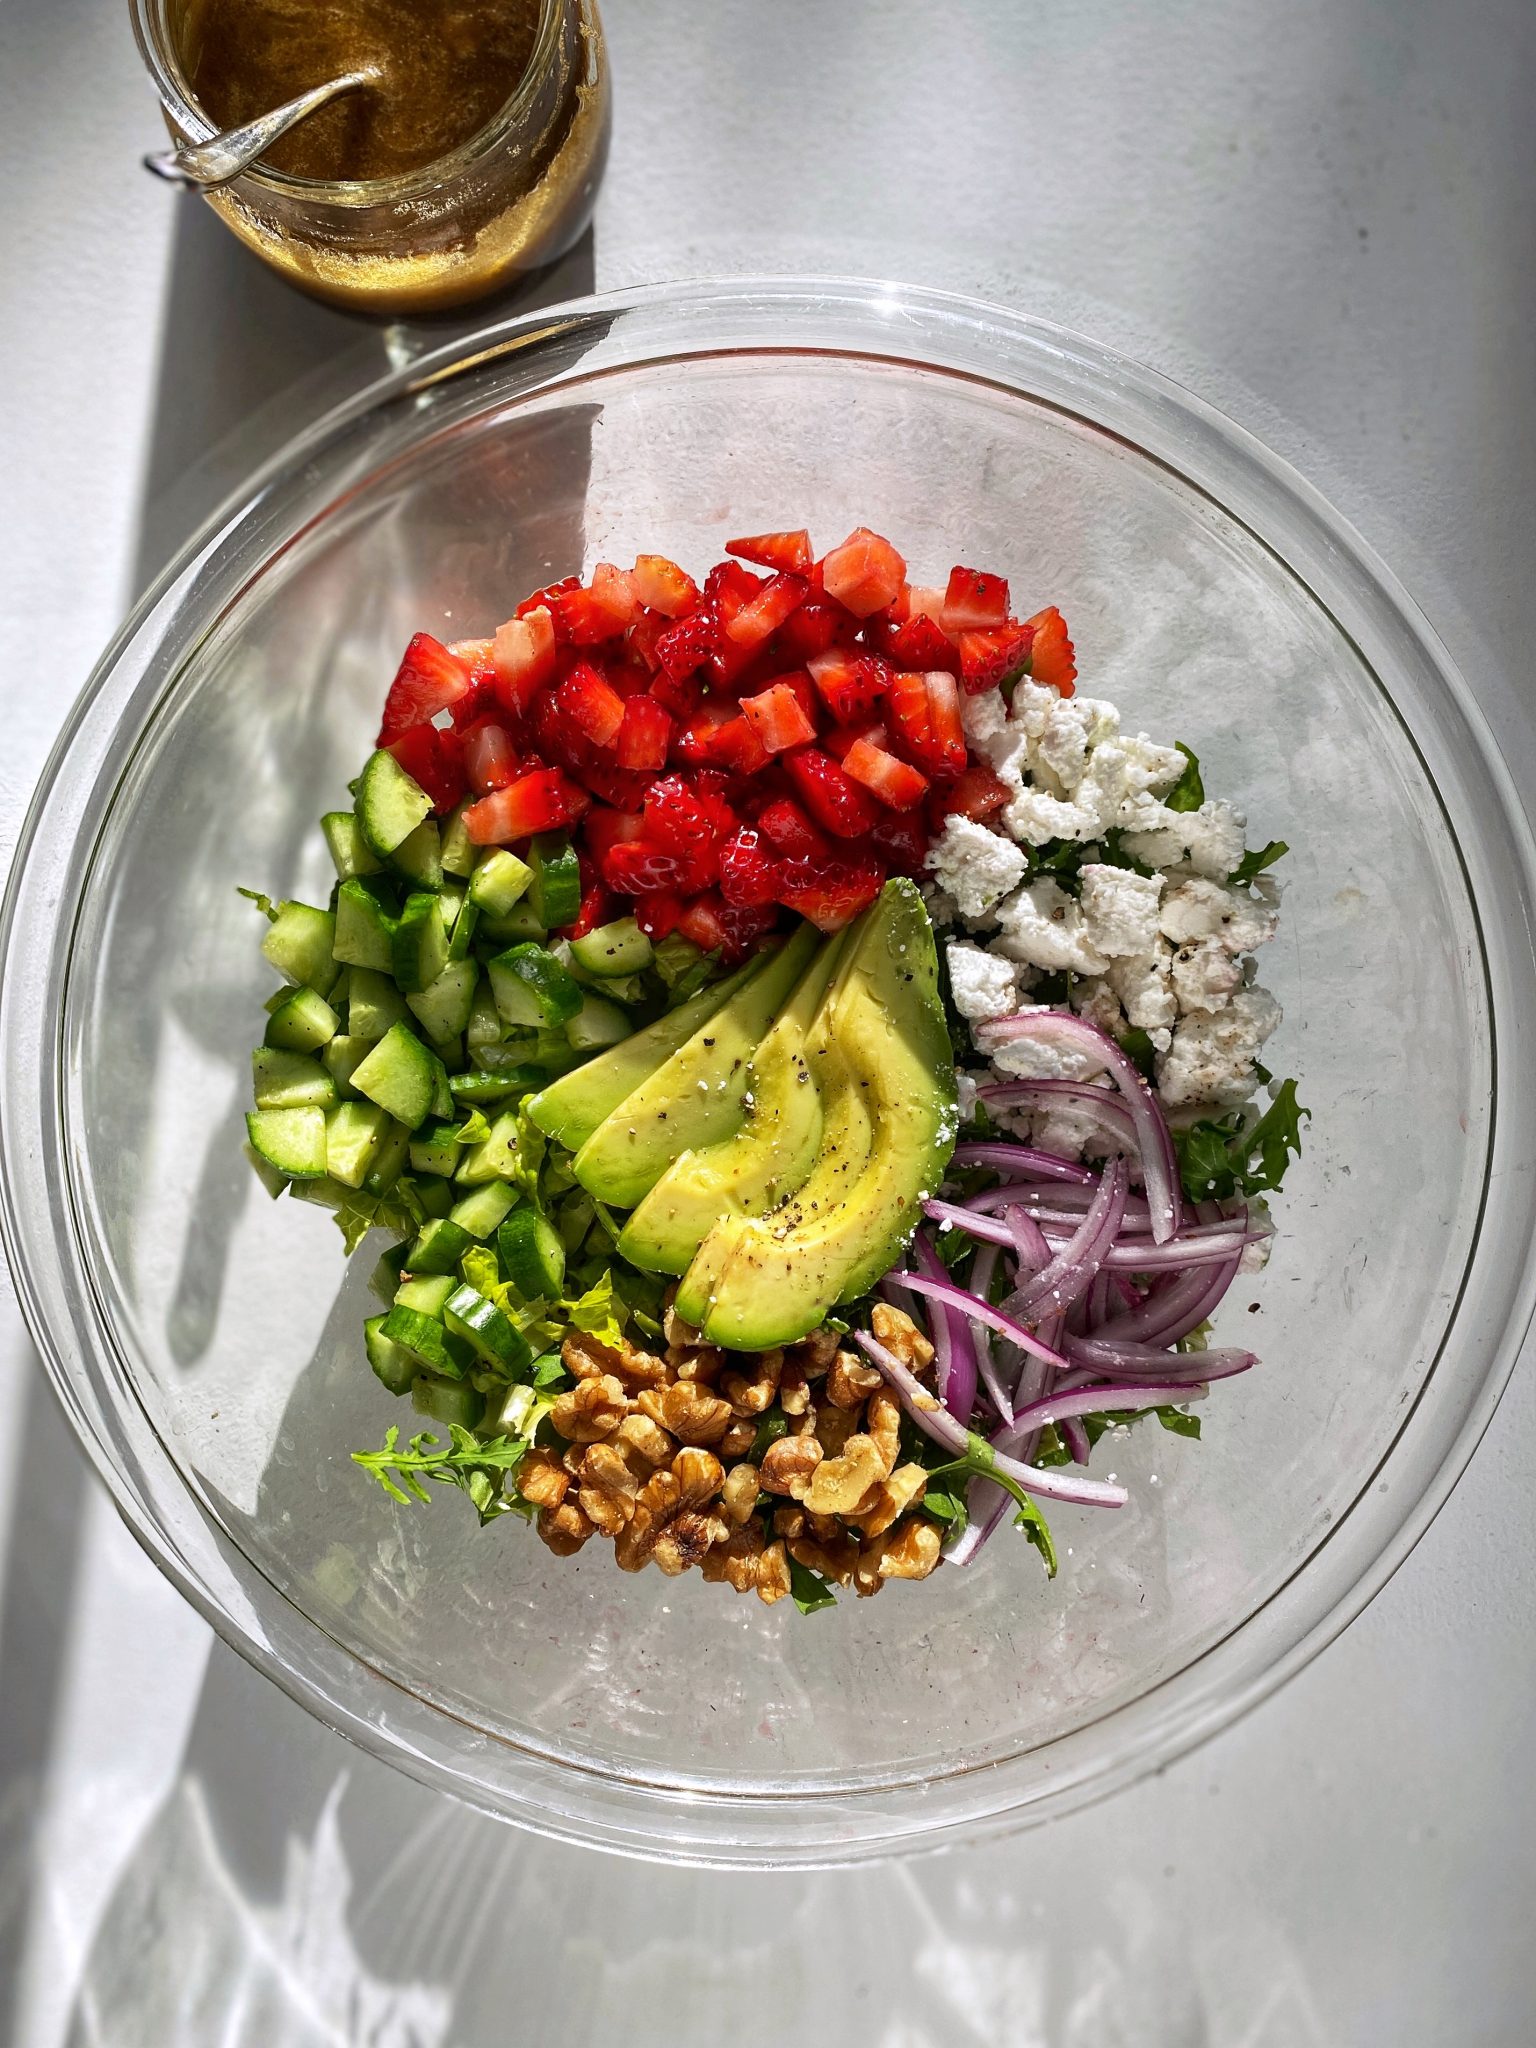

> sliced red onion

[
  {"left": 996, "top": 1380, "right": 1209, "bottom": 1450},
  {"left": 976, "top": 1011, "right": 1181, "bottom": 1243},
  {"left": 1007, "top": 1157, "right": 1129, "bottom": 1322},
  {"left": 964, "top": 1239, "right": 1018, "bottom": 1424},
  {"left": 978, "top": 1077, "right": 1139, "bottom": 1145},
  {"left": 910, "top": 1230, "right": 978, "bottom": 1423},
  {"left": 886, "top": 1271, "right": 1069, "bottom": 1371},
  {"left": 1060, "top": 1417, "right": 1093, "bottom": 1465},
  {"left": 1063, "top": 1332, "right": 1256, "bottom": 1381},
  {"left": 1099, "top": 1256, "right": 1241, "bottom": 1347},
  {"left": 950, "top": 1142, "right": 1095, "bottom": 1184},
  {"left": 1004, "top": 1205, "right": 1054, "bottom": 1273}
]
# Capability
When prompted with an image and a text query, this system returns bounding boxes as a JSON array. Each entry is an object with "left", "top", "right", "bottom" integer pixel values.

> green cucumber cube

[
  {"left": 264, "top": 986, "right": 340, "bottom": 1054},
  {"left": 324, "top": 1100, "right": 394, "bottom": 1189},
  {"left": 448, "top": 1180, "right": 520, "bottom": 1238},
  {"left": 246, "top": 1107, "right": 327, "bottom": 1179},
  {"left": 323, "top": 811, "right": 382, "bottom": 880},
  {"left": 469, "top": 848, "right": 534, "bottom": 918},
  {"left": 332, "top": 879, "right": 397, "bottom": 973},
  {"left": 261, "top": 902, "right": 338, "bottom": 995},
  {"left": 391, "top": 892, "right": 450, "bottom": 995},
  {"left": 356, "top": 749, "right": 432, "bottom": 859},
  {"left": 350, "top": 1022, "right": 441, "bottom": 1129},
  {"left": 407, "top": 1217, "right": 474, "bottom": 1274},
  {"left": 364, "top": 1312, "right": 416, "bottom": 1395},
  {"left": 346, "top": 966, "right": 409, "bottom": 1040},
  {"left": 252, "top": 1047, "right": 337, "bottom": 1111}
]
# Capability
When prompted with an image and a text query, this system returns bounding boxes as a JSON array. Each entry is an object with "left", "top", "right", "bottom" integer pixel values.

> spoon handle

[{"left": 143, "top": 69, "right": 378, "bottom": 190}]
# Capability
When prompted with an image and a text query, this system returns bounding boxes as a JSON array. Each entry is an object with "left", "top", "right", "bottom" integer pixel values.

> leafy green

[
  {"left": 447, "top": 1107, "right": 492, "bottom": 1146},
  {"left": 788, "top": 1558, "right": 838, "bottom": 1615},
  {"left": 562, "top": 1269, "right": 627, "bottom": 1350},
  {"left": 236, "top": 886, "right": 279, "bottom": 921},
  {"left": 1229, "top": 839, "right": 1288, "bottom": 887},
  {"left": 352, "top": 1424, "right": 528, "bottom": 1513},
  {"left": 1165, "top": 743, "right": 1205, "bottom": 813},
  {"left": 919, "top": 1431, "right": 1058, "bottom": 1578},
  {"left": 750, "top": 1410, "right": 790, "bottom": 1463},
  {"left": 1117, "top": 1025, "right": 1157, "bottom": 1081},
  {"left": 1099, "top": 828, "right": 1156, "bottom": 877},
  {"left": 1038, "top": 1404, "right": 1202, "bottom": 1465},
  {"left": 1173, "top": 1077, "right": 1309, "bottom": 1201}
]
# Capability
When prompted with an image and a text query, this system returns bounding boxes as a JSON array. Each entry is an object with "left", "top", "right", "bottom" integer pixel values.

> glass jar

[{"left": 130, "top": 0, "right": 609, "bottom": 316}]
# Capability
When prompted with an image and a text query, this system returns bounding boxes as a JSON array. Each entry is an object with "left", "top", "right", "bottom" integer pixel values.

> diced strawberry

[
  {"left": 841, "top": 738, "right": 930, "bottom": 812},
  {"left": 447, "top": 638, "right": 499, "bottom": 714},
  {"left": 719, "top": 827, "right": 782, "bottom": 907},
  {"left": 880, "top": 611, "right": 959, "bottom": 675},
  {"left": 462, "top": 719, "right": 520, "bottom": 795},
  {"left": 942, "top": 758, "right": 1013, "bottom": 822},
  {"left": 957, "top": 623, "right": 1034, "bottom": 695},
  {"left": 615, "top": 694, "right": 673, "bottom": 771},
  {"left": 1024, "top": 605, "right": 1077, "bottom": 695},
  {"left": 563, "top": 881, "right": 616, "bottom": 941},
  {"left": 656, "top": 608, "right": 717, "bottom": 682},
  {"left": 724, "top": 572, "right": 810, "bottom": 650},
  {"left": 515, "top": 576, "right": 580, "bottom": 624},
  {"left": 714, "top": 897, "right": 781, "bottom": 957},
  {"left": 377, "top": 633, "right": 472, "bottom": 744},
  {"left": 777, "top": 853, "right": 884, "bottom": 931},
  {"left": 625, "top": 608, "right": 670, "bottom": 675},
  {"left": 710, "top": 714, "right": 773, "bottom": 777},
  {"left": 532, "top": 687, "right": 592, "bottom": 773},
  {"left": 602, "top": 839, "right": 695, "bottom": 894},
  {"left": 675, "top": 894, "right": 730, "bottom": 955},
  {"left": 674, "top": 699, "right": 737, "bottom": 766},
  {"left": 603, "top": 656, "right": 652, "bottom": 700},
  {"left": 644, "top": 775, "right": 736, "bottom": 878},
  {"left": 634, "top": 892, "right": 686, "bottom": 939},
  {"left": 575, "top": 760, "right": 654, "bottom": 813},
  {"left": 555, "top": 661, "right": 625, "bottom": 747},
  {"left": 386, "top": 723, "right": 467, "bottom": 816},
  {"left": 819, "top": 527, "right": 907, "bottom": 618},
  {"left": 774, "top": 598, "right": 851, "bottom": 664},
  {"left": 782, "top": 746, "right": 880, "bottom": 839},
  {"left": 631, "top": 555, "right": 700, "bottom": 619},
  {"left": 740, "top": 680, "right": 817, "bottom": 755},
  {"left": 590, "top": 562, "right": 640, "bottom": 629},
  {"left": 583, "top": 805, "right": 647, "bottom": 867},
  {"left": 870, "top": 809, "right": 930, "bottom": 875},
  {"left": 725, "top": 529, "right": 814, "bottom": 575},
  {"left": 942, "top": 566, "right": 1011, "bottom": 633},
  {"left": 756, "top": 796, "right": 831, "bottom": 859},
  {"left": 492, "top": 606, "right": 558, "bottom": 718},
  {"left": 886, "top": 670, "right": 967, "bottom": 776},
  {"left": 549, "top": 581, "right": 631, "bottom": 646},
  {"left": 807, "top": 646, "right": 889, "bottom": 723},
  {"left": 905, "top": 584, "right": 948, "bottom": 624},
  {"left": 822, "top": 720, "right": 886, "bottom": 762},
  {"left": 703, "top": 558, "right": 765, "bottom": 616},
  {"left": 463, "top": 767, "right": 588, "bottom": 844}
]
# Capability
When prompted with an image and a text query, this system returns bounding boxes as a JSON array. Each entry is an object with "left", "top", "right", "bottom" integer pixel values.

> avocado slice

[
  {"left": 572, "top": 921, "right": 821, "bottom": 1208},
  {"left": 618, "top": 927, "right": 848, "bottom": 1276},
  {"left": 525, "top": 956, "right": 764, "bottom": 1152},
  {"left": 689, "top": 879, "right": 956, "bottom": 1349}
]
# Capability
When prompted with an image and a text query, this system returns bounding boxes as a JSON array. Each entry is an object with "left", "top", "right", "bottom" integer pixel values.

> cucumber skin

[
  {"left": 356, "top": 750, "right": 432, "bottom": 860},
  {"left": 350, "top": 1021, "right": 441, "bottom": 1131}
]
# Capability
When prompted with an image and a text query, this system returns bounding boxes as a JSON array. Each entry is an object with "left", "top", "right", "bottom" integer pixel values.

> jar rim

[{"left": 128, "top": 0, "right": 569, "bottom": 203}]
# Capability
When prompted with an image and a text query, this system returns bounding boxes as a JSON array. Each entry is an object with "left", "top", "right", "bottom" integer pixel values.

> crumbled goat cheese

[
  {"left": 1105, "top": 943, "right": 1178, "bottom": 1040},
  {"left": 925, "top": 816, "right": 1027, "bottom": 923},
  {"left": 1120, "top": 798, "right": 1247, "bottom": 880},
  {"left": 1156, "top": 986, "right": 1282, "bottom": 1107},
  {"left": 1169, "top": 936, "right": 1245, "bottom": 1015},
  {"left": 994, "top": 878, "right": 1110, "bottom": 975},
  {"left": 946, "top": 941, "right": 1024, "bottom": 1023},
  {"left": 1078, "top": 863, "right": 1164, "bottom": 957},
  {"left": 1072, "top": 976, "right": 1128, "bottom": 1040},
  {"left": 1158, "top": 875, "right": 1278, "bottom": 953}
]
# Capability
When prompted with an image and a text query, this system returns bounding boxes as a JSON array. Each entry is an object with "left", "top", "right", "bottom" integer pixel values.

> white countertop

[{"left": 3, "top": 2, "right": 1535, "bottom": 2041}]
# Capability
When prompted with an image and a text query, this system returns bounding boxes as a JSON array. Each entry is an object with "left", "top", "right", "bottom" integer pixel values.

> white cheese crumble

[
  {"left": 945, "top": 941, "right": 1023, "bottom": 1023},
  {"left": 925, "top": 815, "right": 1027, "bottom": 923}
]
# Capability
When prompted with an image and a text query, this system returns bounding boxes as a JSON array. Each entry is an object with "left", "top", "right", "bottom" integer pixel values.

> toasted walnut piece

[
  {"left": 871, "top": 1301, "right": 935, "bottom": 1374},
  {"left": 720, "top": 1463, "right": 761, "bottom": 1525},
  {"left": 517, "top": 1446, "right": 570, "bottom": 1510},
  {"left": 778, "top": 1364, "right": 811, "bottom": 1416},
  {"left": 772, "top": 1505, "right": 807, "bottom": 1541},
  {"left": 551, "top": 1374, "right": 629, "bottom": 1444},
  {"left": 877, "top": 1518, "right": 944, "bottom": 1580},
  {"left": 561, "top": 1443, "right": 586, "bottom": 1478},
  {"left": 755, "top": 1540, "right": 793, "bottom": 1606},
  {"left": 852, "top": 1543, "right": 885, "bottom": 1597},
  {"left": 721, "top": 1347, "right": 783, "bottom": 1417},
  {"left": 788, "top": 1524, "right": 859, "bottom": 1587},
  {"left": 562, "top": 1330, "right": 668, "bottom": 1391},
  {"left": 670, "top": 1445, "right": 725, "bottom": 1509},
  {"left": 638, "top": 1382, "right": 734, "bottom": 1446},
  {"left": 826, "top": 1348, "right": 883, "bottom": 1409},
  {"left": 617, "top": 1413, "right": 675, "bottom": 1470},
  {"left": 577, "top": 1484, "right": 632, "bottom": 1537},
  {"left": 653, "top": 1510, "right": 729, "bottom": 1576},
  {"left": 759, "top": 1434, "right": 823, "bottom": 1499},
  {"left": 789, "top": 1326, "right": 840, "bottom": 1375},
  {"left": 865, "top": 1387, "right": 902, "bottom": 1478},
  {"left": 805, "top": 1434, "right": 887, "bottom": 1517},
  {"left": 720, "top": 1418, "right": 757, "bottom": 1460},
  {"left": 663, "top": 1302, "right": 702, "bottom": 1347},
  {"left": 702, "top": 1522, "right": 765, "bottom": 1591},
  {"left": 612, "top": 1506, "right": 657, "bottom": 1572},
  {"left": 852, "top": 1462, "right": 928, "bottom": 1539},
  {"left": 579, "top": 1441, "right": 644, "bottom": 1502},
  {"left": 537, "top": 1500, "right": 593, "bottom": 1556},
  {"left": 667, "top": 1342, "right": 725, "bottom": 1385},
  {"left": 811, "top": 1403, "right": 859, "bottom": 1459}
]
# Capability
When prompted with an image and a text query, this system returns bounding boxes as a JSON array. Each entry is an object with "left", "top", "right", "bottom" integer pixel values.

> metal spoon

[{"left": 143, "top": 69, "right": 380, "bottom": 189}]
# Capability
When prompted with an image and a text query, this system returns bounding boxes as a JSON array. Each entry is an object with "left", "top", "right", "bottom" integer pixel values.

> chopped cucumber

[
  {"left": 244, "top": 1141, "right": 289, "bottom": 1198},
  {"left": 411, "top": 1375, "right": 484, "bottom": 1427},
  {"left": 488, "top": 944, "right": 582, "bottom": 1029},
  {"left": 395, "top": 1272, "right": 457, "bottom": 1316},
  {"left": 287, "top": 1174, "right": 351, "bottom": 1211},
  {"left": 466, "top": 978, "right": 502, "bottom": 1049},
  {"left": 469, "top": 848, "right": 534, "bottom": 917},
  {"left": 371, "top": 1241, "right": 412, "bottom": 1303},
  {"left": 252, "top": 1047, "right": 337, "bottom": 1111},
  {"left": 356, "top": 748, "right": 432, "bottom": 859},
  {"left": 409, "top": 1119, "right": 463, "bottom": 1177},
  {"left": 440, "top": 802, "right": 478, "bottom": 879},
  {"left": 479, "top": 901, "right": 547, "bottom": 946},
  {"left": 444, "top": 1285, "right": 531, "bottom": 1373},
  {"left": 570, "top": 917, "right": 654, "bottom": 979},
  {"left": 262, "top": 901, "right": 339, "bottom": 995},
  {"left": 446, "top": 898, "right": 480, "bottom": 963},
  {"left": 323, "top": 1034, "right": 372, "bottom": 1097},
  {"left": 407, "top": 1217, "right": 474, "bottom": 1275},
  {"left": 323, "top": 811, "right": 382, "bottom": 881},
  {"left": 391, "top": 893, "right": 450, "bottom": 995},
  {"left": 264, "top": 987, "right": 340, "bottom": 1054},
  {"left": 324, "top": 1100, "right": 394, "bottom": 1189},
  {"left": 346, "top": 966, "right": 409, "bottom": 1040},
  {"left": 451, "top": 1067, "right": 539, "bottom": 1107},
  {"left": 417, "top": 1174, "right": 456, "bottom": 1218},
  {"left": 389, "top": 816, "right": 443, "bottom": 891},
  {"left": 455, "top": 1109, "right": 521, "bottom": 1186},
  {"left": 498, "top": 1206, "right": 566, "bottom": 1298},
  {"left": 246, "top": 1106, "right": 327, "bottom": 1179},
  {"left": 406, "top": 958, "right": 477, "bottom": 1043},
  {"left": 528, "top": 835, "right": 580, "bottom": 927},
  {"left": 350, "top": 1022, "right": 442, "bottom": 1130},
  {"left": 363, "top": 1120, "right": 412, "bottom": 1196},
  {"left": 382, "top": 1306, "right": 465, "bottom": 1378},
  {"left": 333, "top": 878, "right": 397, "bottom": 973},
  {"left": 565, "top": 993, "right": 632, "bottom": 1051},
  {"left": 364, "top": 1313, "right": 416, "bottom": 1394},
  {"left": 448, "top": 1180, "right": 520, "bottom": 1238}
]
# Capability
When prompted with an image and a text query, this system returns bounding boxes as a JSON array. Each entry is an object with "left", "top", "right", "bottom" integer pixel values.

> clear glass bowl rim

[{"left": 4, "top": 276, "right": 1535, "bottom": 1867}]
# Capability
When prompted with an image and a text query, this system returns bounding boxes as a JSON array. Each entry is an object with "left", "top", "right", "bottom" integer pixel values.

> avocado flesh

[
  {"left": 692, "top": 879, "right": 956, "bottom": 1350},
  {"left": 618, "top": 928, "right": 847, "bottom": 1276},
  {"left": 572, "top": 921, "right": 821, "bottom": 1207},
  {"left": 527, "top": 957, "right": 762, "bottom": 1152}
]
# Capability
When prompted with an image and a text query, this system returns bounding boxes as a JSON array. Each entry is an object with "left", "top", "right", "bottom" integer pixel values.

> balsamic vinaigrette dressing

[{"left": 183, "top": 0, "right": 542, "bottom": 181}]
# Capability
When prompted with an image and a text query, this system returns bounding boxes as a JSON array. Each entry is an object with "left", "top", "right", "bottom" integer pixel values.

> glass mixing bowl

[{"left": 4, "top": 281, "right": 1534, "bottom": 1866}]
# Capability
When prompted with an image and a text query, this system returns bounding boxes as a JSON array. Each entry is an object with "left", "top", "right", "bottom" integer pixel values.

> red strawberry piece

[
  {"left": 703, "top": 558, "right": 765, "bottom": 615},
  {"left": 463, "top": 766, "right": 588, "bottom": 844},
  {"left": 781, "top": 746, "right": 880, "bottom": 839},
  {"left": 591, "top": 562, "right": 640, "bottom": 628},
  {"left": 615, "top": 694, "right": 673, "bottom": 771},
  {"left": 724, "top": 572, "right": 810, "bottom": 650},
  {"left": 719, "top": 826, "right": 782, "bottom": 907},
  {"left": 631, "top": 555, "right": 700, "bottom": 619},
  {"left": 625, "top": 608, "right": 670, "bottom": 675},
  {"left": 555, "top": 660, "right": 626, "bottom": 748},
  {"left": 649, "top": 666, "right": 705, "bottom": 720},
  {"left": 807, "top": 646, "right": 889, "bottom": 723},
  {"left": 942, "top": 566, "right": 1011, "bottom": 634},
  {"left": 886, "top": 670, "right": 968, "bottom": 776},
  {"left": 841, "top": 738, "right": 930, "bottom": 812},
  {"left": 583, "top": 805, "right": 648, "bottom": 868},
  {"left": 819, "top": 527, "right": 907, "bottom": 618},
  {"left": 776, "top": 853, "right": 884, "bottom": 931},
  {"left": 602, "top": 839, "right": 696, "bottom": 894},
  {"left": 957, "top": 623, "right": 1035, "bottom": 695},
  {"left": 870, "top": 808, "right": 931, "bottom": 875},
  {"left": 714, "top": 896, "right": 781, "bottom": 956},
  {"left": 710, "top": 713, "right": 773, "bottom": 777},
  {"left": 577, "top": 760, "right": 655, "bottom": 813},
  {"left": 739, "top": 679, "right": 817, "bottom": 755},
  {"left": 774, "top": 597, "right": 851, "bottom": 664},
  {"left": 492, "top": 605, "right": 558, "bottom": 718},
  {"left": 386, "top": 722, "right": 467, "bottom": 816},
  {"left": 905, "top": 584, "right": 948, "bottom": 624},
  {"left": 881, "top": 611, "right": 959, "bottom": 675},
  {"left": 655, "top": 608, "right": 717, "bottom": 683},
  {"left": 563, "top": 880, "right": 616, "bottom": 941},
  {"left": 725, "top": 529, "right": 814, "bottom": 575},
  {"left": 756, "top": 796, "right": 831, "bottom": 859},
  {"left": 462, "top": 718, "right": 521, "bottom": 795},
  {"left": 634, "top": 891, "right": 686, "bottom": 939},
  {"left": 377, "top": 633, "right": 472, "bottom": 744},
  {"left": 1023, "top": 605, "right": 1077, "bottom": 695},
  {"left": 644, "top": 773, "right": 734, "bottom": 866},
  {"left": 821, "top": 721, "right": 885, "bottom": 762},
  {"left": 674, "top": 699, "right": 737, "bottom": 766},
  {"left": 942, "top": 758, "right": 1013, "bottom": 822},
  {"left": 549, "top": 581, "right": 631, "bottom": 646},
  {"left": 515, "top": 576, "right": 580, "bottom": 625},
  {"left": 447, "top": 638, "right": 499, "bottom": 721}
]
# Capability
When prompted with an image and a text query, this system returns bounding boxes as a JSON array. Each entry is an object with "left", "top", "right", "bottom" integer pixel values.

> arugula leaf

[
  {"left": 1173, "top": 1078, "right": 1309, "bottom": 1200},
  {"left": 1117, "top": 1025, "right": 1157, "bottom": 1081},
  {"left": 1099, "top": 828, "right": 1156, "bottom": 877},
  {"left": 1165, "top": 743, "right": 1205, "bottom": 813},
  {"left": 351, "top": 1424, "right": 528, "bottom": 1516},
  {"left": 236, "top": 886, "right": 279, "bottom": 921},
  {"left": 919, "top": 1431, "right": 1059, "bottom": 1579},
  {"left": 750, "top": 1410, "right": 789, "bottom": 1463},
  {"left": 788, "top": 1558, "right": 838, "bottom": 1615},
  {"left": 1155, "top": 1405, "right": 1203, "bottom": 1440},
  {"left": 1229, "top": 840, "right": 1288, "bottom": 887}
]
